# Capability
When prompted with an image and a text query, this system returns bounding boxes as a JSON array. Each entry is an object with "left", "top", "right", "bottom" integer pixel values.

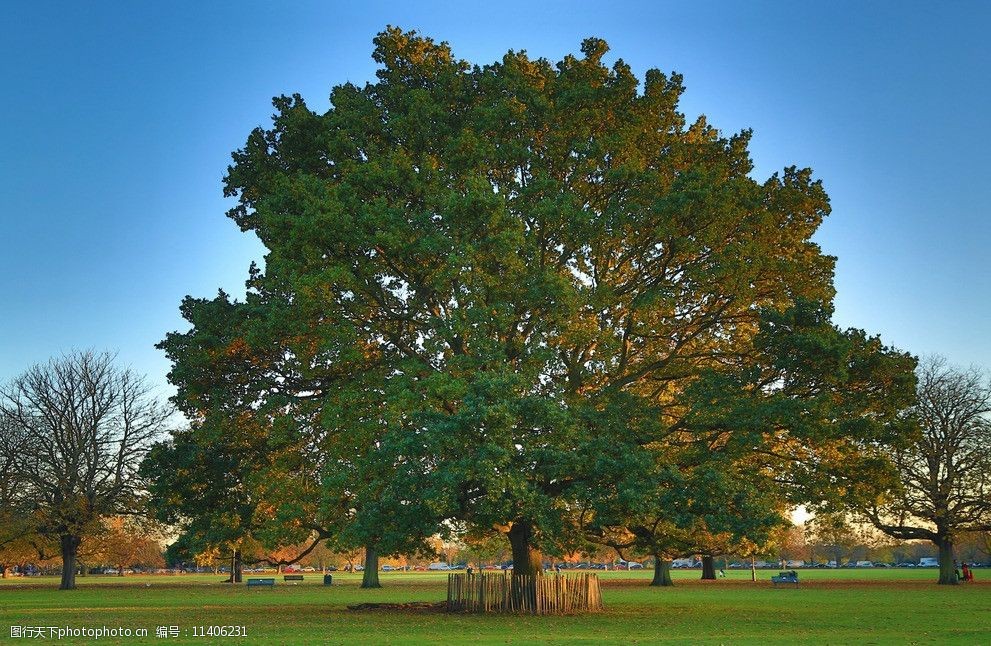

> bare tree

[
  {"left": 0, "top": 415, "right": 36, "bottom": 550},
  {"left": 864, "top": 356, "right": 991, "bottom": 584},
  {"left": 0, "top": 352, "right": 171, "bottom": 589}
]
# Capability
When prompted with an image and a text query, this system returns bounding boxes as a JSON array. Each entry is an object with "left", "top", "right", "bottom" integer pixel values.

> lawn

[{"left": 1, "top": 569, "right": 988, "bottom": 644}]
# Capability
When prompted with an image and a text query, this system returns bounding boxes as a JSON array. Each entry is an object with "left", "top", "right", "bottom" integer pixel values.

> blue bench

[
  {"left": 247, "top": 578, "right": 275, "bottom": 587},
  {"left": 771, "top": 571, "right": 799, "bottom": 587}
]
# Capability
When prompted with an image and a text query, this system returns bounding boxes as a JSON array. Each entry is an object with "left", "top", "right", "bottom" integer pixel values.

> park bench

[
  {"left": 246, "top": 578, "right": 275, "bottom": 587},
  {"left": 771, "top": 571, "right": 799, "bottom": 587},
  {"left": 284, "top": 574, "right": 304, "bottom": 582}
]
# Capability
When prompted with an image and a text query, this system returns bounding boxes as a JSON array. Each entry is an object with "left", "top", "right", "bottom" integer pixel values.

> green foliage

[
  {"left": 147, "top": 27, "right": 914, "bottom": 568},
  {"left": 583, "top": 299, "right": 915, "bottom": 562}
]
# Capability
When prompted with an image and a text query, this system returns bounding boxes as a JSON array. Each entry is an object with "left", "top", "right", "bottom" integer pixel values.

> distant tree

[
  {"left": 862, "top": 357, "right": 991, "bottom": 584},
  {"left": 313, "top": 379, "right": 440, "bottom": 588},
  {"left": 808, "top": 514, "right": 861, "bottom": 567},
  {"left": 192, "top": 545, "right": 222, "bottom": 574},
  {"left": 586, "top": 451, "right": 783, "bottom": 587},
  {"left": 90, "top": 517, "right": 165, "bottom": 575},
  {"left": 771, "top": 524, "right": 810, "bottom": 566},
  {"left": 339, "top": 547, "right": 363, "bottom": 573},
  {"left": 459, "top": 529, "right": 512, "bottom": 569},
  {"left": 0, "top": 533, "right": 50, "bottom": 579},
  {"left": 142, "top": 416, "right": 275, "bottom": 584},
  {"left": 974, "top": 531, "right": 991, "bottom": 564},
  {"left": 297, "top": 540, "right": 338, "bottom": 571},
  {"left": 0, "top": 352, "right": 170, "bottom": 589},
  {"left": 886, "top": 540, "right": 914, "bottom": 566}
]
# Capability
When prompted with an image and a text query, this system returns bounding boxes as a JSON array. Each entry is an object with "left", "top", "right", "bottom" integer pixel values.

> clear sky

[{"left": 2, "top": 1, "right": 988, "bottom": 395}]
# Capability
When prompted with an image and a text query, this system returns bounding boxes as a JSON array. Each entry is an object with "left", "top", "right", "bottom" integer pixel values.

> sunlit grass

[{"left": 1, "top": 569, "right": 987, "bottom": 644}]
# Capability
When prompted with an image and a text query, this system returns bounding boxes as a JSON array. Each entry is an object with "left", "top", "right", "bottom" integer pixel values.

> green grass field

[{"left": 1, "top": 569, "right": 988, "bottom": 644}]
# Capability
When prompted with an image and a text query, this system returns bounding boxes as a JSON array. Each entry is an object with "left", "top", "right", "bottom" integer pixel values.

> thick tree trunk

[
  {"left": 1, "top": 564, "right": 7, "bottom": 578},
  {"left": 507, "top": 521, "right": 542, "bottom": 609},
  {"left": 361, "top": 546, "right": 381, "bottom": 588},
  {"left": 232, "top": 550, "right": 243, "bottom": 583},
  {"left": 508, "top": 520, "right": 543, "bottom": 577},
  {"left": 936, "top": 538, "right": 958, "bottom": 585},
  {"left": 59, "top": 534, "right": 80, "bottom": 590},
  {"left": 701, "top": 555, "right": 716, "bottom": 580},
  {"left": 650, "top": 557, "right": 674, "bottom": 587}
]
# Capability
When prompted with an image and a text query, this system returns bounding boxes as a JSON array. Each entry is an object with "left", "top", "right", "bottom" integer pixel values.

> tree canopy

[{"left": 148, "top": 27, "right": 916, "bottom": 581}]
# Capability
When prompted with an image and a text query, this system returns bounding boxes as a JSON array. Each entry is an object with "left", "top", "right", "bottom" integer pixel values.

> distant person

[
  {"left": 961, "top": 562, "right": 971, "bottom": 582},
  {"left": 954, "top": 560, "right": 961, "bottom": 582},
  {"left": 719, "top": 568, "right": 726, "bottom": 577}
]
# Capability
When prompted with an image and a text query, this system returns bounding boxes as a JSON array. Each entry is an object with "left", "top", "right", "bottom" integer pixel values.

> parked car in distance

[
  {"left": 381, "top": 565, "right": 397, "bottom": 571},
  {"left": 427, "top": 562, "right": 451, "bottom": 571}
]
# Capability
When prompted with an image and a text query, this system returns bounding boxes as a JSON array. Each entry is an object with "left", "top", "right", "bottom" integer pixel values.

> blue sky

[{"left": 2, "top": 1, "right": 988, "bottom": 395}]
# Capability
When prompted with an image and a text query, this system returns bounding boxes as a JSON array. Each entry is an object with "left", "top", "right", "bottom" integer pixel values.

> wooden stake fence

[{"left": 446, "top": 572, "right": 603, "bottom": 614}]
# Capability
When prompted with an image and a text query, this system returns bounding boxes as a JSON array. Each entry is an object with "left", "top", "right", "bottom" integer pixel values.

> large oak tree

[{"left": 151, "top": 28, "right": 911, "bottom": 583}]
